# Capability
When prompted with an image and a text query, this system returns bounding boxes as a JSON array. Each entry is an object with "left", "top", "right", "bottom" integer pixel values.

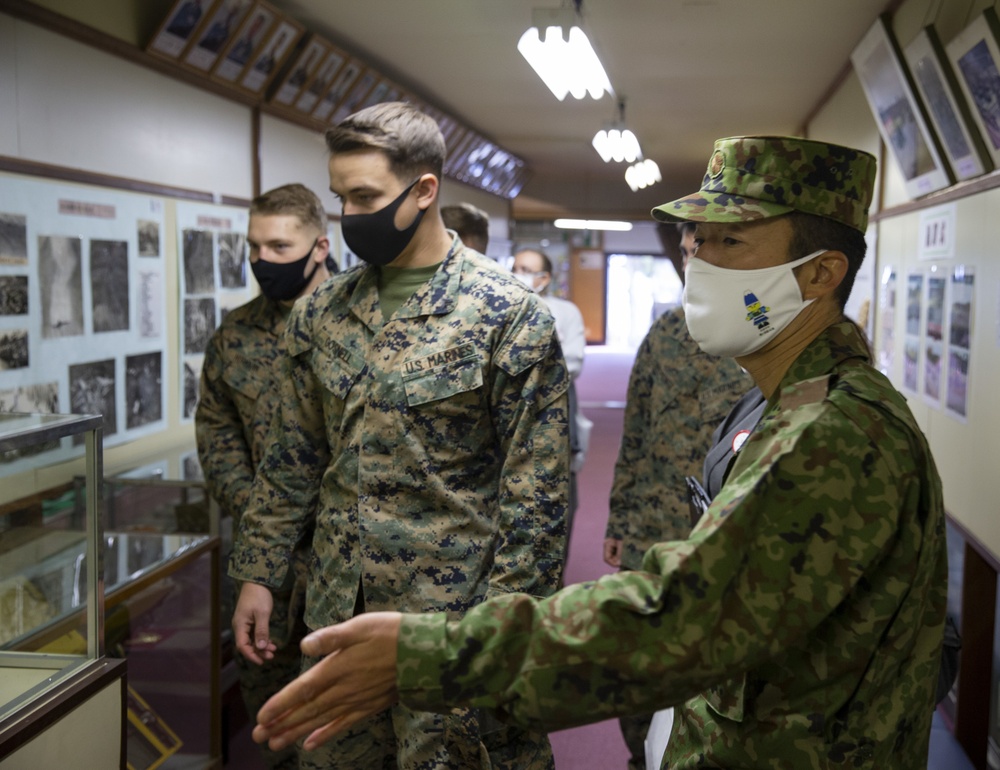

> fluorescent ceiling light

[
  {"left": 625, "top": 159, "right": 662, "bottom": 192},
  {"left": 517, "top": 9, "right": 612, "bottom": 101},
  {"left": 592, "top": 128, "right": 641, "bottom": 163},
  {"left": 554, "top": 218, "right": 633, "bottom": 231}
]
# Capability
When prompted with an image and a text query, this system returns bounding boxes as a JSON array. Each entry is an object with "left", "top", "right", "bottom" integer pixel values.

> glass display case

[
  {"left": 1, "top": 422, "right": 222, "bottom": 768},
  {"left": 0, "top": 412, "right": 105, "bottom": 723}
]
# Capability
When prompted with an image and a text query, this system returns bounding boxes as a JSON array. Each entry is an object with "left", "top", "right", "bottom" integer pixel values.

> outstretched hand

[{"left": 252, "top": 612, "right": 403, "bottom": 753}]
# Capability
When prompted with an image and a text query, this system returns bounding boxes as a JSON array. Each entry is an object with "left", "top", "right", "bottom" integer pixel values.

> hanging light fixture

[
  {"left": 592, "top": 97, "right": 642, "bottom": 163},
  {"left": 517, "top": 4, "right": 612, "bottom": 101},
  {"left": 625, "top": 158, "right": 662, "bottom": 191}
]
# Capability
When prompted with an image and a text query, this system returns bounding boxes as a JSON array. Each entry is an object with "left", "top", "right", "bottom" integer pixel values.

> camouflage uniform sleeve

[
  {"left": 228, "top": 304, "right": 329, "bottom": 588},
  {"left": 396, "top": 398, "right": 920, "bottom": 731},
  {"left": 195, "top": 332, "right": 253, "bottom": 522},
  {"left": 487, "top": 294, "right": 570, "bottom": 598}
]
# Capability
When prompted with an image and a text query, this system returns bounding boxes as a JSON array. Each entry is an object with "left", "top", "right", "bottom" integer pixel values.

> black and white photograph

[
  {"left": 0, "top": 329, "right": 29, "bottom": 370},
  {"left": 0, "top": 276, "right": 28, "bottom": 315},
  {"left": 38, "top": 234, "right": 84, "bottom": 338},
  {"left": 183, "top": 228, "right": 216, "bottom": 294},
  {"left": 0, "top": 213, "right": 28, "bottom": 265},
  {"left": 0, "top": 381, "right": 58, "bottom": 413},
  {"left": 138, "top": 220, "right": 161, "bottom": 257},
  {"left": 125, "top": 351, "right": 163, "bottom": 429},
  {"left": 218, "top": 231, "right": 247, "bottom": 288},
  {"left": 0, "top": 382, "right": 59, "bottom": 463},
  {"left": 185, "top": 297, "right": 216, "bottom": 354},
  {"left": 183, "top": 360, "right": 200, "bottom": 419},
  {"left": 69, "top": 358, "right": 117, "bottom": 443},
  {"left": 91, "top": 239, "right": 130, "bottom": 333},
  {"left": 182, "top": 452, "right": 204, "bottom": 481},
  {"left": 138, "top": 270, "right": 163, "bottom": 339}
]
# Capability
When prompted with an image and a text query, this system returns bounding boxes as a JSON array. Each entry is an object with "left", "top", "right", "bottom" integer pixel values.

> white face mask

[
  {"left": 512, "top": 272, "right": 538, "bottom": 292},
  {"left": 682, "top": 249, "right": 825, "bottom": 357}
]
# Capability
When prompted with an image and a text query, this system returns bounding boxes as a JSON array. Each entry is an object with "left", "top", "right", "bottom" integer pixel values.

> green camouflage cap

[{"left": 651, "top": 136, "right": 877, "bottom": 233}]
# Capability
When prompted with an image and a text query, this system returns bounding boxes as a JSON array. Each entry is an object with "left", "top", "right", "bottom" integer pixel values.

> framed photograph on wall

[
  {"left": 946, "top": 8, "right": 1000, "bottom": 167},
  {"left": 292, "top": 48, "right": 346, "bottom": 116},
  {"left": 271, "top": 36, "right": 329, "bottom": 107},
  {"left": 851, "top": 14, "right": 952, "bottom": 198},
  {"left": 147, "top": 0, "right": 221, "bottom": 60},
  {"left": 311, "top": 57, "right": 361, "bottom": 122},
  {"left": 211, "top": 2, "right": 275, "bottom": 84},
  {"left": 905, "top": 26, "right": 992, "bottom": 181},
  {"left": 238, "top": 17, "right": 304, "bottom": 95},
  {"left": 180, "top": 0, "right": 253, "bottom": 72}
]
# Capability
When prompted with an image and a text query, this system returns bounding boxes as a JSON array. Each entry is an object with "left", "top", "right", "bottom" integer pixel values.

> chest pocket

[
  {"left": 222, "top": 353, "right": 270, "bottom": 400},
  {"left": 311, "top": 346, "right": 363, "bottom": 402},
  {"left": 402, "top": 353, "right": 483, "bottom": 407}
]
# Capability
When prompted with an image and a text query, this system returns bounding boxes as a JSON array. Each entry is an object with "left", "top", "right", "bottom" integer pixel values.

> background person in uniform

[
  {"left": 511, "top": 248, "right": 587, "bottom": 536},
  {"left": 195, "top": 182, "right": 333, "bottom": 770},
  {"left": 229, "top": 102, "right": 569, "bottom": 769},
  {"left": 603, "top": 220, "right": 749, "bottom": 770},
  {"left": 441, "top": 202, "right": 489, "bottom": 255},
  {"left": 248, "top": 135, "right": 948, "bottom": 770}
]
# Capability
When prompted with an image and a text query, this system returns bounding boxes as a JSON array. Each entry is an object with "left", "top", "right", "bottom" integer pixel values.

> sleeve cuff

[
  {"left": 227, "top": 543, "right": 290, "bottom": 589},
  {"left": 396, "top": 613, "right": 450, "bottom": 709}
]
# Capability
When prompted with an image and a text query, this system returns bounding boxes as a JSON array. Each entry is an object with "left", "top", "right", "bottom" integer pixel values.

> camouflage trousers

[
  {"left": 238, "top": 576, "right": 309, "bottom": 770},
  {"left": 297, "top": 655, "right": 554, "bottom": 770},
  {"left": 619, "top": 712, "right": 652, "bottom": 770}
]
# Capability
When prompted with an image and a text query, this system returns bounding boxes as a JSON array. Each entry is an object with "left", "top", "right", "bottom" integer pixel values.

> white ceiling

[{"left": 268, "top": 0, "right": 890, "bottom": 220}]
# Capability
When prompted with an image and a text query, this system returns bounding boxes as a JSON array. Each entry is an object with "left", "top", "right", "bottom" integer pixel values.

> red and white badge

[{"left": 732, "top": 429, "right": 751, "bottom": 453}]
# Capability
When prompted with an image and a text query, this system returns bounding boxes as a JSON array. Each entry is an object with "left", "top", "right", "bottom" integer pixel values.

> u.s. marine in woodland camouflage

[
  {"left": 231, "top": 102, "right": 568, "bottom": 769},
  {"left": 249, "top": 137, "right": 946, "bottom": 770}
]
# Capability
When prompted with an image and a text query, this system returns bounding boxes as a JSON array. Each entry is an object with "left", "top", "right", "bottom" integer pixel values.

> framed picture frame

[
  {"left": 851, "top": 14, "right": 952, "bottom": 198},
  {"left": 946, "top": 8, "right": 1000, "bottom": 167},
  {"left": 271, "top": 36, "right": 330, "bottom": 107},
  {"left": 291, "top": 47, "right": 346, "bottom": 116},
  {"left": 311, "top": 57, "right": 361, "bottom": 122},
  {"left": 330, "top": 69, "right": 379, "bottom": 125},
  {"left": 211, "top": 2, "right": 276, "bottom": 84},
  {"left": 147, "top": 0, "right": 221, "bottom": 60},
  {"left": 180, "top": 0, "right": 253, "bottom": 72},
  {"left": 238, "top": 17, "right": 305, "bottom": 95},
  {"left": 905, "top": 26, "right": 992, "bottom": 181}
]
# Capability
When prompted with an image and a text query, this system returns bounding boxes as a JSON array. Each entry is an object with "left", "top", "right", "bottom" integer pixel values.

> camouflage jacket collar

[
  {"left": 770, "top": 320, "right": 871, "bottom": 407},
  {"left": 246, "top": 293, "right": 291, "bottom": 334},
  {"left": 347, "top": 235, "right": 464, "bottom": 329}
]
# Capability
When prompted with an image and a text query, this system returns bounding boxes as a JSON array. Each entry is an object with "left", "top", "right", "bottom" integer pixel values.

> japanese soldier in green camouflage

[
  {"left": 228, "top": 102, "right": 570, "bottom": 769},
  {"left": 195, "top": 182, "right": 333, "bottom": 770},
  {"left": 248, "top": 136, "right": 947, "bottom": 770}
]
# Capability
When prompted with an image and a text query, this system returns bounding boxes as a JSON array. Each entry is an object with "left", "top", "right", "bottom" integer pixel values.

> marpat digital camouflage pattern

[
  {"left": 196, "top": 294, "right": 306, "bottom": 770},
  {"left": 652, "top": 136, "right": 877, "bottom": 234},
  {"left": 395, "top": 321, "right": 947, "bottom": 770},
  {"left": 607, "top": 305, "right": 749, "bottom": 570},
  {"left": 230, "top": 236, "right": 569, "bottom": 768}
]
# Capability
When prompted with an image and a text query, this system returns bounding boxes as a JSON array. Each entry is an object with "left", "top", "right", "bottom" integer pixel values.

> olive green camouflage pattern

[
  {"left": 395, "top": 321, "right": 947, "bottom": 770},
  {"left": 606, "top": 306, "right": 749, "bottom": 570},
  {"left": 652, "top": 136, "right": 877, "bottom": 234},
  {"left": 195, "top": 294, "right": 304, "bottom": 770},
  {"left": 230, "top": 236, "right": 569, "bottom": 768}
]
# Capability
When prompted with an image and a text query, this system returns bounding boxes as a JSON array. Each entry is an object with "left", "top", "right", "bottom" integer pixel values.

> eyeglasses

[{"left": 511, "top": 268, "right": 548, "bottom": 277}]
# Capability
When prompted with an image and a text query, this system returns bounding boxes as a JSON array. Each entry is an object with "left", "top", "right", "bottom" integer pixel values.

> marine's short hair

[
  {"left": 441, "top": 203, "right": 489, "bottom": 253},
  {"left": 786, "top": 211, "right": 868, "bottom": 309},
  {"left": 250, "top": 183, "right": 326, "bottom": 234},
  {"left": 325, "top": 101, "right": 446, "bottom": 181}
]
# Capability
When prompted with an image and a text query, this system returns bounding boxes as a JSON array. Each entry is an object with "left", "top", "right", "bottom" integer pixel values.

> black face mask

[
  {"left": 250, "top": 239, "right": 318, "bottom": 301},
  {"left": 340, "top": 179, "right": 426, "bottom": 266}
]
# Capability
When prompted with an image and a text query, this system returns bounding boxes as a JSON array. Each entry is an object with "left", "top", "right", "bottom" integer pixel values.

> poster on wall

[
  {"left": 878, "top": 266, "right": 897, "bottom": 375},
  {"left": 946, "top": 266, "right": 974, "bottom": 421},
  {"left": 175, "top": 200, "right": 254, "bottom": 423},
  {"left": 0, "top": 173, "right": 168, "bottom": 477},
  {"left": 904, "top": 272, "right": 923, "bottom": 393},
  {"left": 924, "top": 271, "right": 946, "bottom": 406}
]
